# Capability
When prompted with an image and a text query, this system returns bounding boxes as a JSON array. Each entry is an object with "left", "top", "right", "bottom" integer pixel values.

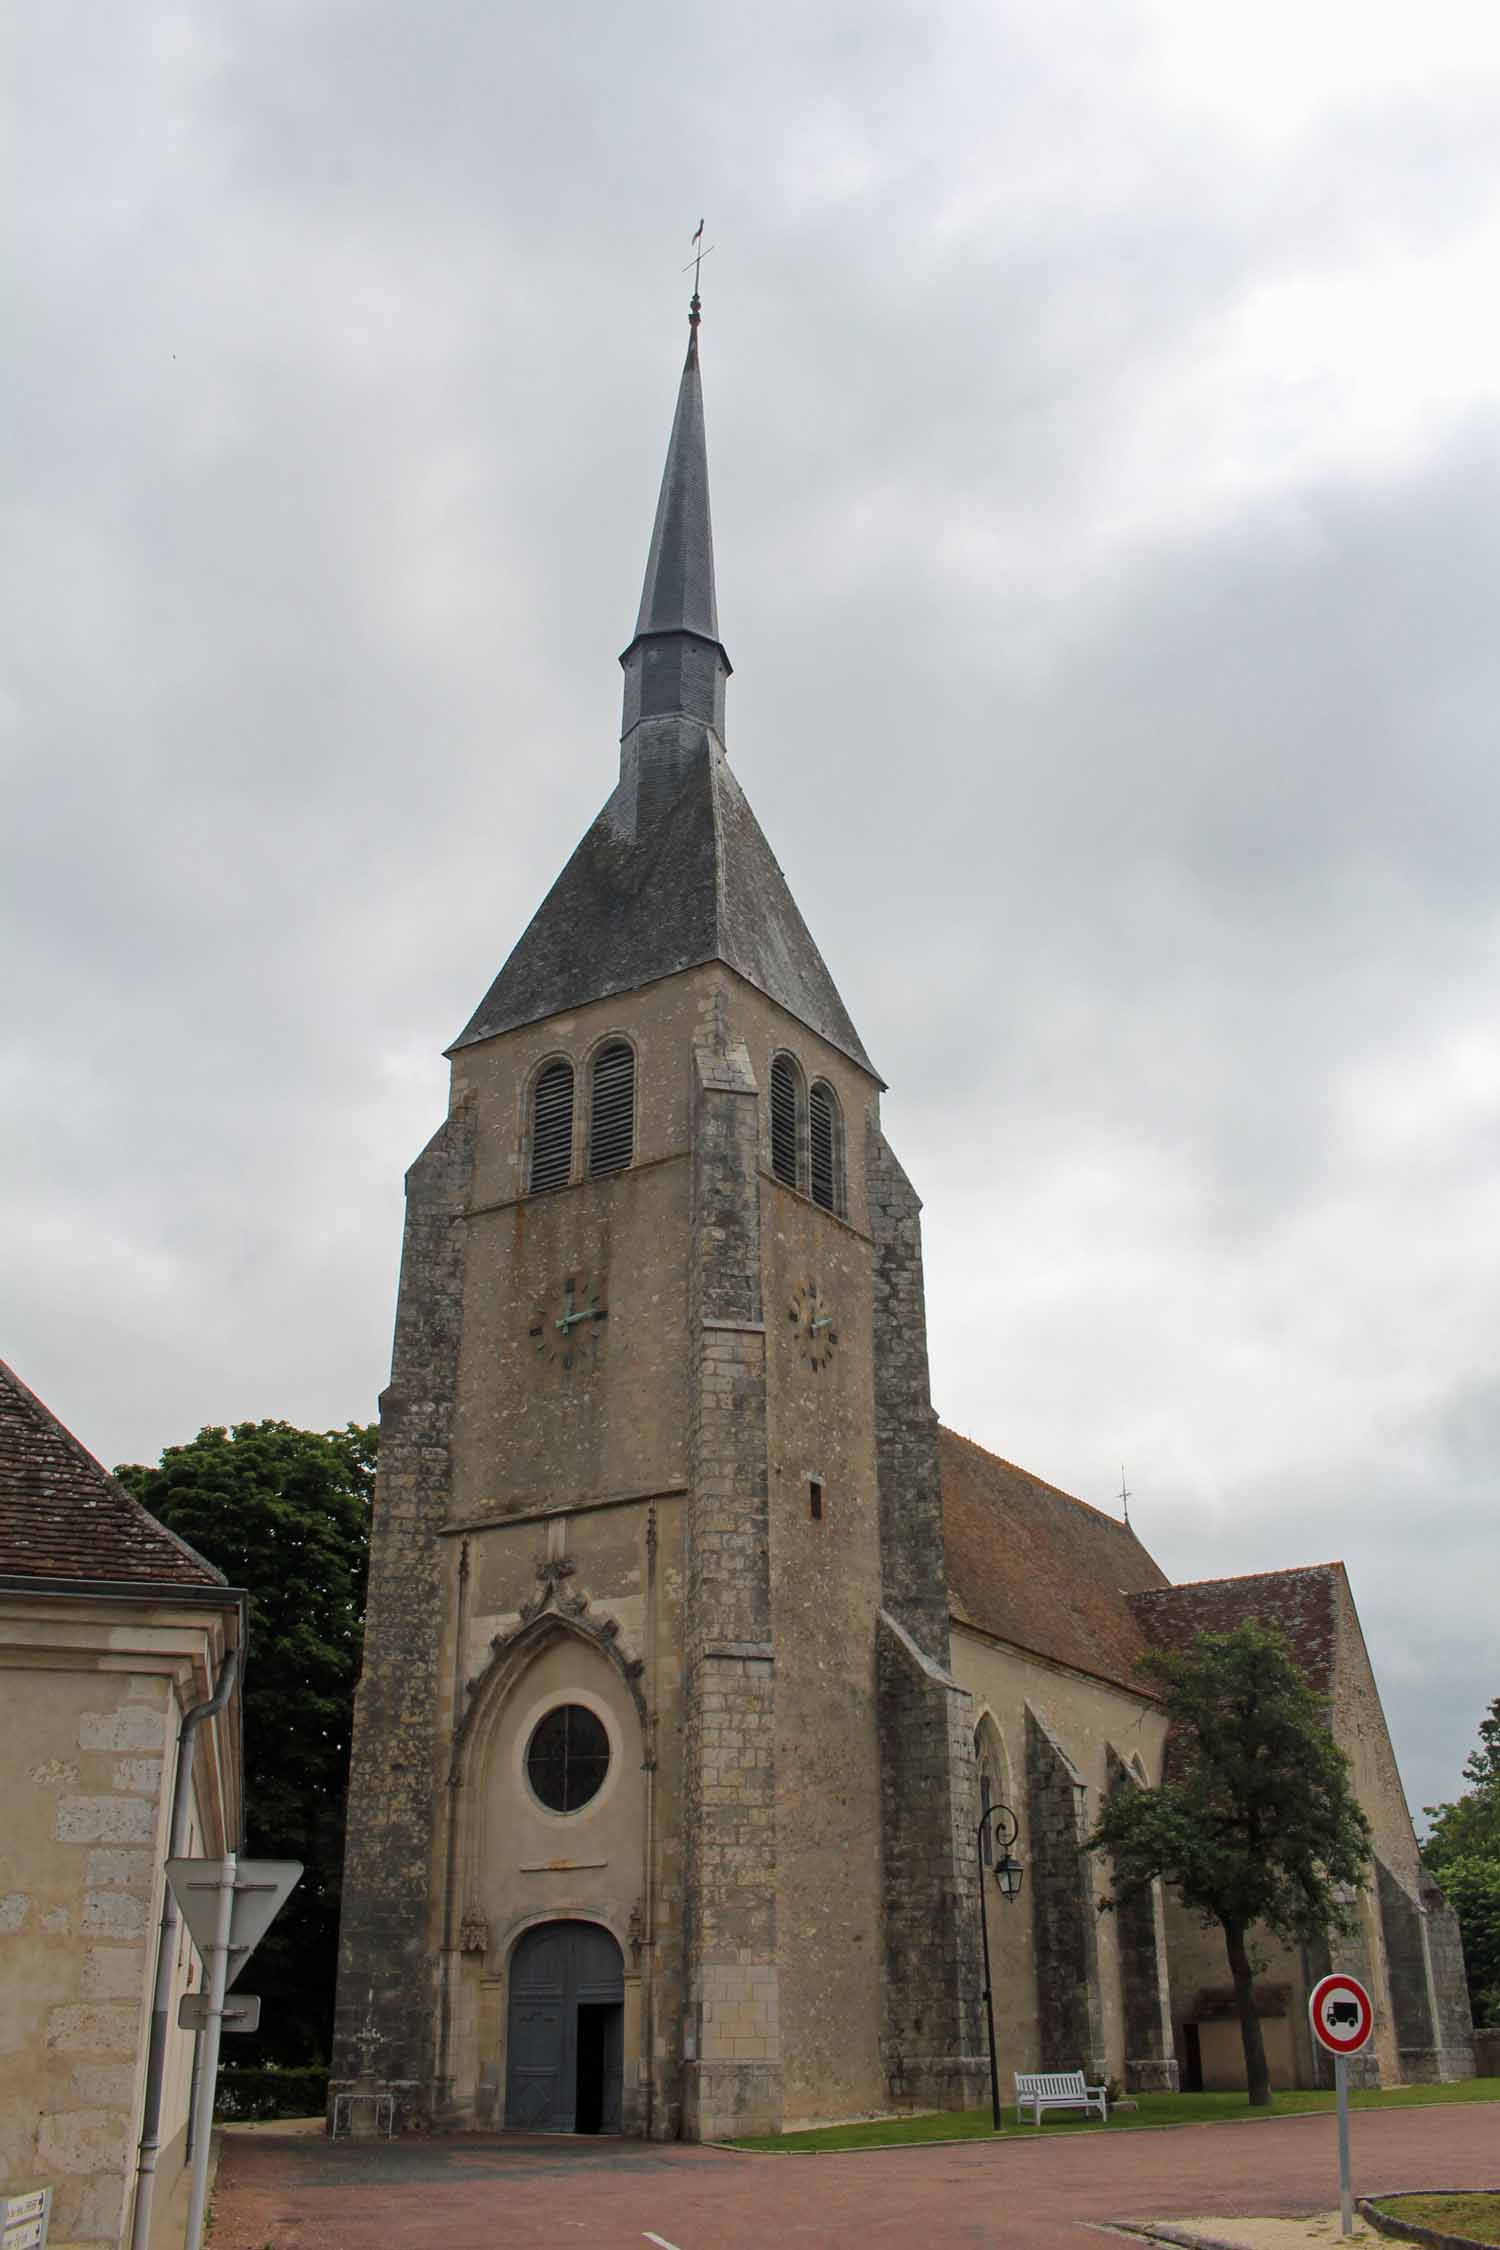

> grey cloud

[{"left": 5, "top": 0, "right": 1498, "bottom": 1813}]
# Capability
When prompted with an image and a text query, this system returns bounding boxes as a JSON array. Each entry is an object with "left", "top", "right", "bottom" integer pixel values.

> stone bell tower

[{"left": 332, "top": 294, "right": 985, "bottom": 2141}]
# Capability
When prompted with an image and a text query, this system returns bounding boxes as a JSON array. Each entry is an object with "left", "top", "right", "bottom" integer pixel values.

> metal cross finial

[
  {"left": 682, "top": 218, "right": 715, "bottom": 322},
  {"left": 1119, "top": 1465, "right": 1131, "bottom": 1526}
]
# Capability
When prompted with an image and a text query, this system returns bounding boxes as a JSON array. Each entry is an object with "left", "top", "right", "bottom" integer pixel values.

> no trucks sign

[
  {"left": 1308, "top": 1972, "right": 1375, "bottom": 2237},
  {"left": 1309, "top": 1972, "right": 1375, "bottom": 2057}
]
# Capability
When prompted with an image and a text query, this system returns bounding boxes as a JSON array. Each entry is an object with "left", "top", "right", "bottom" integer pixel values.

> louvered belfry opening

[
  {"left": 770, "top": 1054, "right": 799, "bottom": 1188},
  {"left": 589, "top": 1041, "right": 635, "bottom": 1177},
  {"left": 810, "top": 1081, "right": 840, "bottom": 1212},
  {"left": 529, "top": 1060, "right": 574, "bottom": 1193}
]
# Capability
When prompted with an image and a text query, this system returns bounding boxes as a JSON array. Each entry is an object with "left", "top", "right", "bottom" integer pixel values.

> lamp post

[{"left": 975, "top": 1800, "right": 1024, "bottom": 2131}]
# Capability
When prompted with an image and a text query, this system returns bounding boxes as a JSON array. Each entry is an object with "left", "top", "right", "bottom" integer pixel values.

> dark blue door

[{"left": 505, "top": 1921, "right": 624, "bottom": 2132}]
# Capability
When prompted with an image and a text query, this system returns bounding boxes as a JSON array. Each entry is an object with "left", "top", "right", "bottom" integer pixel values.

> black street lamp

[{"left": 975, "top": 1800, "right": 1024, "bottom": 2131}]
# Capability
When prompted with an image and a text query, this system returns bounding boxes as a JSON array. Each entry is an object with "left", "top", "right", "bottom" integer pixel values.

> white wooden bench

[{"left": 1014, "top": 2069, "right": 1109, "bottom": 2125}]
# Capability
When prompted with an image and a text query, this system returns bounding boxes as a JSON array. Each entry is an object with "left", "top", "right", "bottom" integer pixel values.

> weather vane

[
  {"left": 1118, "top": 1465, "right": 1131, "bottom": 1527},
  {"left": 682, "top": 218, "right": 715, "bottom": 317}
]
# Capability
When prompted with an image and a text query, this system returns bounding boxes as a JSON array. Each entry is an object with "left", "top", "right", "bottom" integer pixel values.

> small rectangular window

[{"left": 809, "top": 1479, "right": 824, "bottom": 1521}]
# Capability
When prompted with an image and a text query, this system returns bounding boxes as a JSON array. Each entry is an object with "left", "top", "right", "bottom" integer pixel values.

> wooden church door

[{"left": 506, "top": 1920, "right": 624, "bottom": 2132}]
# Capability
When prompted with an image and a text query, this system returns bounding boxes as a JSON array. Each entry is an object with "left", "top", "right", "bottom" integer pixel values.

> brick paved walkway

[{"left": 211, "top": 2104, "right": 1500, "bottom": 2250}]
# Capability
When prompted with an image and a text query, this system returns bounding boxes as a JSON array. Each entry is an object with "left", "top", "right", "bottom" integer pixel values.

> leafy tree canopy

[
  {"left": 1088, "top": 1619, "right": 1372, "bottom": 2105},
  {"left": 1424, "top": 1696, "right": 1500, "bottom": 1874},
  {"left": 1423, "top": 1694, "right": 1500, "bottom": 2026},
  {"left": 117, "top": 1419, "right": 375, "bottom": 2064}
]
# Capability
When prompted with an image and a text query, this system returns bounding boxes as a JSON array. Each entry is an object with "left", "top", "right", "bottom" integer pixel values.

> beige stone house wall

[{"left": 0, "top": 1591, "right": 238, "bottom": 2250}]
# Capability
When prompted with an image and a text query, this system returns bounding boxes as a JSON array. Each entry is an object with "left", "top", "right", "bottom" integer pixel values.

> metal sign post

[
  {"left": 1308, "top": 1971, "right": 1375, "bottom": 2239},
  {"left": 165, "top": 1856, "right": 302, "bottom": 2250},
  {"left": 182, "top": 1850, "right": 235, "bottom": 2250}
]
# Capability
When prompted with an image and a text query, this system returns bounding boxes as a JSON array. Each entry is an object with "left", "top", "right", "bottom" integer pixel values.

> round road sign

[{"left": 1308, "top": 1971, "right": 1374, "bottom": 2056}]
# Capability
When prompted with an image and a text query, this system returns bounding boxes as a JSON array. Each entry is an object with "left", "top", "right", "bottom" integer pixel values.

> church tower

[{"left": 332, "top": 297, "right": 986, "bottom": 2141}]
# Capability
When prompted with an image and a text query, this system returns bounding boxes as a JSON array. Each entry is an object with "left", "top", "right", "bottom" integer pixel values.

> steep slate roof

[
  {"left": 0, "top": 1358, "right": 224, "bottom": 1588},
  {"left": 449, "top": 307, "right": 877, "bottom": 1080},
  {"left": 1130, "top": 1564, "right": 1341, "bottom": 1695},
  {"left": 939, "top": 1429, "right": 1169, "bottom": 1694},
  {"left": 452, "top": 728, "right": 878, "bottom": 1074}
]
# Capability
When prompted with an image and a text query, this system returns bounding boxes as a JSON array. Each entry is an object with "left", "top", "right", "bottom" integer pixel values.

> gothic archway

[{"left": 505, "top": 1919, "right": 624, "bottom": 2133}]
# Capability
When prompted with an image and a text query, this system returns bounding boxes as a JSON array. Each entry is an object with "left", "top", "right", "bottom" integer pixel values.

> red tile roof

[
  {"left": 1130, "top": 1565, "right": 1341, "bottom": 1695},
  {"left": 939, "top": 1429, "right": 1170, "bottom": 1694},
  {"left": 0, "top": 1359, "right": 224, "bottom": 1588}
]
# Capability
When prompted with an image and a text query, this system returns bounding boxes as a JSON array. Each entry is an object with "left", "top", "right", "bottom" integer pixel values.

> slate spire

[
  {"left": 450, "top": 298, "right": 878, "bottom": 1080},
  {"left": 619, "top": 294, "right": 732, "bottom": 744}
]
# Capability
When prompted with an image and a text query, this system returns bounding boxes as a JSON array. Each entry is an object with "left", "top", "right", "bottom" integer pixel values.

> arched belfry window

[
  {"left": 529, "top": 1060, "right": 574, "bottom": 1194},
  {"left": 809, "top": 1081, "right": 844, "bottom": 1215},
  {"left": 589, "top": 1041, "right": 635, "bottom": 1177},
  {"left": 770, "top": 1053, "right": 803, "bottom": 1190}
]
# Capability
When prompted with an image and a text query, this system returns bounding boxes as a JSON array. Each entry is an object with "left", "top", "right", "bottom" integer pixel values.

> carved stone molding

[{"left": 520, "top": 1554, "right": 589, "bottom": 1625}]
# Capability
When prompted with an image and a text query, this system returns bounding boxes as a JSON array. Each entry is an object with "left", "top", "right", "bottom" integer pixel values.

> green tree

[
  {"left": 1087, "top": 1620, "right": 1373, "bottom": 2107},
  {"left": 1424, "top": 1695, "right": 1500, "bottom": 1873},
  {"left": 117, "top": 1420, "right": 375, "bottom": 2065},
  {"left": 1423, "top": 1695, "right": 1500, "bottom": 2026}
]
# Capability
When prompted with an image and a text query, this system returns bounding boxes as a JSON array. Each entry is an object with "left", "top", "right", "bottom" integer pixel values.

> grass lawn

[
  {"left": 728, "top": 2076, "right": 1500, "bottom": 2152},
  {"left": 1374, "top": 2192, "right": 1500, "bottom": 2245}
]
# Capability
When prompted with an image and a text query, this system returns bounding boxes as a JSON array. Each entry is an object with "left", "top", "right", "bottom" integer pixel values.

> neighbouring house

[{"left": 0, "top": 1359, "right": 243, "bottom": 2249}]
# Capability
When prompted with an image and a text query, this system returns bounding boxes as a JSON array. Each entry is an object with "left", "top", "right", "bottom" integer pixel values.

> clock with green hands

[
  {"left": 529, "top": 1273, "right": 608, "bottom": 1372},
  {"left": 788, "top": 1280, "right": 838, "bottom": 1372}
]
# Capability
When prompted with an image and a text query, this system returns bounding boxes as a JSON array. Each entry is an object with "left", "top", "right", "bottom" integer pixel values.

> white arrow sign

[{"left": 165, "top": 1859, "right": 302, "bottom": 1990}]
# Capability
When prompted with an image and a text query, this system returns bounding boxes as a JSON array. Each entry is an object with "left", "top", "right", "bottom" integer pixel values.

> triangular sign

[{"left": 165, "top": 1859, "right": 302, "bottom": 1989}]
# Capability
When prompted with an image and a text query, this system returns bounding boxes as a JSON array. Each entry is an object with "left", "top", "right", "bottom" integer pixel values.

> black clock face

[
  {"left": 529, "top": 1273, "right": 607, "bottom": 1372},
  {"left": 788, "top": 1281, "right": 838, "bottom": 1372}
]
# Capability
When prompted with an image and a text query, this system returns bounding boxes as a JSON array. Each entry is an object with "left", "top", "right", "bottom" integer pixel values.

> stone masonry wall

[
  {"left": 1377, "top": 1858, "right": 1440, "bottom": 2081},
  {"left": 680, "top": 1024, "right": 782, "bottom": 2140},
  {"left": 868, "top": 1124, "right": 986, "bottom": 2112},
  {"left": 875, "top": 1612, "right": 987, "bottom": 2111},
  {"left": 1422, "top": 1876, "right": 1478, "bottom": 2080},
  {"left": 1105, "top": 1748, "right": 1179, "bottom": 2092},
  {"left": 1026, "top": 1706, "right": 1106, "bottom": 2079},
  {"left": 332, "top": 1100, "right": 474, "bottom": 2120},
  {"left": 867, "top": 1128, "right": 950, "bottom": 1665}
]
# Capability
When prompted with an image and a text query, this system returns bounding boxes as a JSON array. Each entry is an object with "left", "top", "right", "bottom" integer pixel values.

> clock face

[
  {"left": 787, "top": 1281, "right": 838, "bottom": 1372},
  {"left": 528, "top": 1273, "right": 608, "bottom": 1373}
]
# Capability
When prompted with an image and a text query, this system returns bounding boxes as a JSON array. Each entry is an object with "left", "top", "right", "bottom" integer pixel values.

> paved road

[{"left": 212, "top": 2104, "right": 1500, "bottom": 2250}]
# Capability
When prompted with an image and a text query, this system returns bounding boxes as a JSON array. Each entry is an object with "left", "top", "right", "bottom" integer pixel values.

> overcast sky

[{"left": 7, "top": 0, "right": 1499, "bottom": 1815}]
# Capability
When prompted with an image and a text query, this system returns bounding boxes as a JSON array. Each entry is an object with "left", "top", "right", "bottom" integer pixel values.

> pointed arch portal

[{"left": 506, "top": 1919, "right": 625, "bottom": 2133}]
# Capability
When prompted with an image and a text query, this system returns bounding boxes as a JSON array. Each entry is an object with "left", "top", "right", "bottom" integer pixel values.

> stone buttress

[
  {"left": 332, "top": 1101, "right": 474, "bottom": 2118},
  {"left": 869, "top": 1128, "right": 987, "bottom": 2112},
  {"left": 680, "top": 1017, "right": 782, "bottom": 2138}
]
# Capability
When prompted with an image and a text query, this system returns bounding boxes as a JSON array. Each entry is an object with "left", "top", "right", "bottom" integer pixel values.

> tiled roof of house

[
  {"left": 0, "top": 1359, "right": 224, "bottom": 1588},
  {"left": 1130, "top": 1564, "right": 1341, "bottom": 1695},
  {"left": 939, "top": 1429, "right": 1170, "bottom": 1694}
]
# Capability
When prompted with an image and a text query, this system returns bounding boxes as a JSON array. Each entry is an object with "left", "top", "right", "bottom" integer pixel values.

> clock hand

[
  {"left": 811, "top": 1314, "right": 833, "bottom": 1330},
  {"left": 556, "top": 1304, "right": 607, "bottom": 1330}
]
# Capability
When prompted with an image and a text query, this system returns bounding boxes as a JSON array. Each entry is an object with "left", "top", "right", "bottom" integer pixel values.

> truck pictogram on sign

[{"left": 1308, "top": 1972, "right": 1374, "bottom": 2057}]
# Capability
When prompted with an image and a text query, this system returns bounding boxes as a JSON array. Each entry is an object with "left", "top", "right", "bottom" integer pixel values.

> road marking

[{"left": 644, "top": 2235, "right": 683, "bottom": 2249}]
